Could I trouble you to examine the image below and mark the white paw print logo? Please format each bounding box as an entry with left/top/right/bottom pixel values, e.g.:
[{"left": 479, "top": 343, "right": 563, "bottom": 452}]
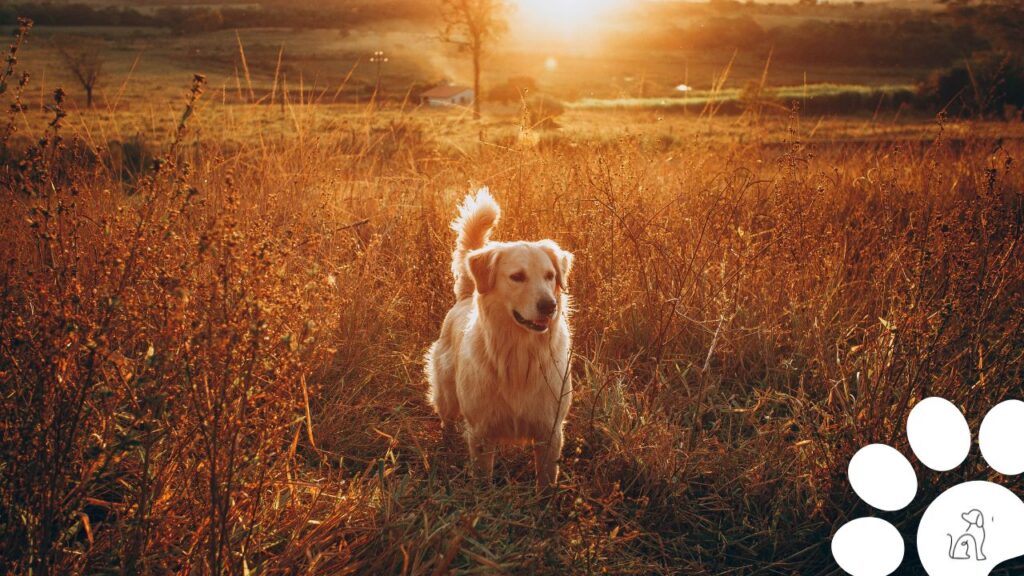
[{"left": 832, "top": 398, "right": 1024, "bottom": 576}]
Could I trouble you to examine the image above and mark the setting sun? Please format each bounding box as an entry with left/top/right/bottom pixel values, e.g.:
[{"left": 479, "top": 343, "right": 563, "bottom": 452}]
[{"left": 511, "top": 0, "right": 623, "bottom": 37}]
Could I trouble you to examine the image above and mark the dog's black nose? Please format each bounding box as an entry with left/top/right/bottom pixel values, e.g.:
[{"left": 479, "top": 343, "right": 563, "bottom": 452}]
[{"left": 537, "top": 297, "right": 557, "bottom": 317}]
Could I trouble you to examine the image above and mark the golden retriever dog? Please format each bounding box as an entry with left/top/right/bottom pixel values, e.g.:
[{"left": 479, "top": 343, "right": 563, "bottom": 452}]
[{"left": 426, "top": 188, "right": 574, "bottom": 489}]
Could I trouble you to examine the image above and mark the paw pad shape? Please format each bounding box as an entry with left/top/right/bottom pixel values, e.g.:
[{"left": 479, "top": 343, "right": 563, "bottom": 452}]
[{"left": 832, "top": 398, "right": 1024, "bottom": 576}]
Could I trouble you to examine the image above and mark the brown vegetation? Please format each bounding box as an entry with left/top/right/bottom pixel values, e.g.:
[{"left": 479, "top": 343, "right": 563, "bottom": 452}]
[{"left": 2, "top": 23, "right": 1024, "bottom": 576}]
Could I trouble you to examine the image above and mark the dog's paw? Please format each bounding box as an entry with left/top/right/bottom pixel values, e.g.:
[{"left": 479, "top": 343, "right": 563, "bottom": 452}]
[{"left": 831, "top": 398, "right": 1024, "bottom": 576}]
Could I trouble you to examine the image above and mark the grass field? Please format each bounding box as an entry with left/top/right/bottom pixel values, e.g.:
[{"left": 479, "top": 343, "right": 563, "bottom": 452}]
[{"left": 2, "top": 9, "right": 1024, "bottom": 576}]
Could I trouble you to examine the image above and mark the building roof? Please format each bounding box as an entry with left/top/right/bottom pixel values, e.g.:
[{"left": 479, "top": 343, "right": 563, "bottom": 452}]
[{"left": 421, "top": 85, "right": 473, "bottom": 99}]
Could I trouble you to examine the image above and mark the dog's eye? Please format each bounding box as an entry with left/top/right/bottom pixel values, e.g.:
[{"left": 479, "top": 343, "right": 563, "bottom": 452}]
[
  {"left": 545, "top": 272, "right": 555, "bottom": 281},
  {"left": 510, "top": 272, "right": 526, "bottom": 283}
]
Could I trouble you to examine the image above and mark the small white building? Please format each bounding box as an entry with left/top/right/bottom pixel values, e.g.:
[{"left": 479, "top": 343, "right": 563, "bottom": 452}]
[{"left": 421, "top": 85, "right": 474, "bottom": 107}]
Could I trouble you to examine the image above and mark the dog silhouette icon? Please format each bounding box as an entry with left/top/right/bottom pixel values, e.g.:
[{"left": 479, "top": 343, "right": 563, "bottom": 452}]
[{"left": 948, "top": 509, "right": 987, "bottom": 561}]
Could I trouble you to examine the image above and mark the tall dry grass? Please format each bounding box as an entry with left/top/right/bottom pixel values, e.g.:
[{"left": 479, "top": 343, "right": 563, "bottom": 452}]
[{"left": 2, "top": 26, "right": 1023, "bottom": 574}]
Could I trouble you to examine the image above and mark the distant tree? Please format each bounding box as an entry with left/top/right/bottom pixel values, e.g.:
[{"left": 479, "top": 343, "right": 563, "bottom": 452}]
[
  {"left": 943, "top": 0, "right": 1024, "bottom": 56},
  {"left": 440, "top": 0, "right": 508, "bottom": 119},
  {"left": 53, "top": 37, "right": 105, "bottom": 108}
]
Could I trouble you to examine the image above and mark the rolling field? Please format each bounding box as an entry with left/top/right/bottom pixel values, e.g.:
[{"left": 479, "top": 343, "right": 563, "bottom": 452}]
[
  {"left": 2, "top": 9, "right": 1024, "bottom": 576},
  {"left": 7, "top": 16, "right": 940, "bottom": 112}
]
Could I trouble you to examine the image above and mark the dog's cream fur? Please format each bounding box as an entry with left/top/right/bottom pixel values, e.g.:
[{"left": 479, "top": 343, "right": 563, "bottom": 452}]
[{"left": 426, "top": 188, "right": 574, "bottom": 489}]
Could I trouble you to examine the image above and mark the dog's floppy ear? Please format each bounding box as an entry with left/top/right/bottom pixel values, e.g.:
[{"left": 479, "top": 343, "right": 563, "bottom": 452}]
[
  {"left": 962, "top": 510, "right": 983, "bottom": 527},
  {"left": 537, "top": 240, "right": 574, "bottom": 290},
  {"left": 467, "top": 247, "right": 500, "bottom": 294}
]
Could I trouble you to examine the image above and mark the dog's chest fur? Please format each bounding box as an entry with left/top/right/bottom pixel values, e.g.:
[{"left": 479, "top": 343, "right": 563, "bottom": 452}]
[{"left": 458, "top": 321, "right": 571, "bottom": 443}]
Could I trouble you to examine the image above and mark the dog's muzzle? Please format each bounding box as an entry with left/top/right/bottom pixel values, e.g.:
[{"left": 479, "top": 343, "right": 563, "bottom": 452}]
[{"left": 513, "top": 310, "right": 550, "bottom": 332}]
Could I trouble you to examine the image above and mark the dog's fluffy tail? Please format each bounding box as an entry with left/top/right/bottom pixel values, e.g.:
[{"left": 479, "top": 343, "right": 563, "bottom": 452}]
[{"left": 451, "top": 187, "right": 500, "bottom": 300}]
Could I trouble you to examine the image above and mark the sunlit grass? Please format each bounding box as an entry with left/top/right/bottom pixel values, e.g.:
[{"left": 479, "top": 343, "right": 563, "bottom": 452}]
[
  {"left": 2, "top": 44, "right": 1023, "bottom": 576},
  {"left": 571, "top": 82, "right": 916, "bottom": 110}
]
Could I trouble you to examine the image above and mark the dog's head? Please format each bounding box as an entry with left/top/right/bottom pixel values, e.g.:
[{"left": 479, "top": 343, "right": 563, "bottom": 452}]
[
  {"left": 467, "top": 240, "right": 574, "bottom": 334},
  {"left": 962, "top": 509, "right": 984, "bottom": 528}
]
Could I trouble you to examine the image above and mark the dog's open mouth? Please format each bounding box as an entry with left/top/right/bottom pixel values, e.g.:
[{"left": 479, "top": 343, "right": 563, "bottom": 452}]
[{"left": 513, "top": 310, "right": 550, "bottom": 332}]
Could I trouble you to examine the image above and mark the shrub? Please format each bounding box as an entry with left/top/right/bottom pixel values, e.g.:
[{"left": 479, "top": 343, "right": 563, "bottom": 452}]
[
  {"left": 106, "top": 134, "right": 157, "bottom": 180},
  {"left": 918, "top": 51, "right": 1024, "bottom": 118},
  {"left": 489, "top": 76, "right": 539, "bottom": 103},
  {"left": 524, "top": 94, "right": 565, "bottom": 128}
]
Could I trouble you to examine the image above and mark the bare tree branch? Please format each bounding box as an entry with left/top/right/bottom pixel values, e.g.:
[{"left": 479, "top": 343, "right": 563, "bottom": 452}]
[
  {"left": 439, "top": 0, "right": 508, "bottom": 119},
  {"left": 53, "top": 36, "right": 105, "bottom": 108}
]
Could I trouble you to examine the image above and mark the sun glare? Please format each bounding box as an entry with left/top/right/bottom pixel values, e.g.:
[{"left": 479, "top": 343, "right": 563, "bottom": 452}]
[{"left": 512, "top": 0, "right": 622, "bottom": 38}]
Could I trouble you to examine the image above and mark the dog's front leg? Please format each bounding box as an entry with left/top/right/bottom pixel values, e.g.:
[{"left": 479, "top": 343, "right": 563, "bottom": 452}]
[
  {"left": 466, "top": 432, "right": 495, "bottom": 481},
  {"left": 534, "top": 428, "right": 564, "bottom": 490}
]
